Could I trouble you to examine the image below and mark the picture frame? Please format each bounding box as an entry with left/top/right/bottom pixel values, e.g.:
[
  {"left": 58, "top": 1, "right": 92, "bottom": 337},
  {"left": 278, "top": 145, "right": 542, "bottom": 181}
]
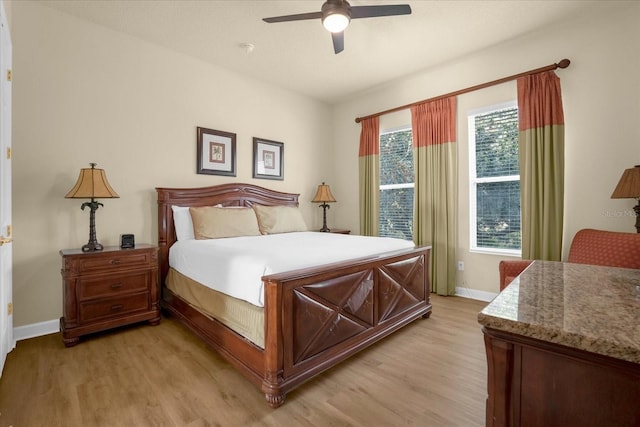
[
  {"left": 253, "top": 137, "right": 284, "bottom": 180},
  {"left": 197, "top": 127, "right": 237, "bottom": 176}
]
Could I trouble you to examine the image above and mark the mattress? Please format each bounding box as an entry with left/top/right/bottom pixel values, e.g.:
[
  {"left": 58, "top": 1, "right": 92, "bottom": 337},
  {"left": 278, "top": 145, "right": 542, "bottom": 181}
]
[{"left": 168, "top": 231, "right": 415, "bottom": 307}]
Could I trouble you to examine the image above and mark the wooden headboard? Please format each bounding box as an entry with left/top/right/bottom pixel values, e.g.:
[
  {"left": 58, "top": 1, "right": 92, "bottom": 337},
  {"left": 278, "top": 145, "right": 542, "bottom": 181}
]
[{"left": 155, "top": 183, "right": 299, "bottom": 286}]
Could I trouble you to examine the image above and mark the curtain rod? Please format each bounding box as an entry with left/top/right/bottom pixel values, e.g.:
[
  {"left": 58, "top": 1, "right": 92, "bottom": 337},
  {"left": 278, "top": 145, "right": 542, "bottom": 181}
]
[{"left": 354, "top": 58, "right": 571, "bottom": 123}]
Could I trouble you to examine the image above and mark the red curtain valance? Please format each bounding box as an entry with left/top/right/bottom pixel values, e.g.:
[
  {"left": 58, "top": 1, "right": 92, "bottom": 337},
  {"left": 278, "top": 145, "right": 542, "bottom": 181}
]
[{"left": 517, "top": 71, "right": 565, "bottom": 131}]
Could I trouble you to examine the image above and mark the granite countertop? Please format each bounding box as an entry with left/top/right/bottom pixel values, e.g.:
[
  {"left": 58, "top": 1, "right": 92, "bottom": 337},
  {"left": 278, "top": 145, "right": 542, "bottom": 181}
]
[{"left": 478, "top": 260, "right": 640, "bottom": 364}]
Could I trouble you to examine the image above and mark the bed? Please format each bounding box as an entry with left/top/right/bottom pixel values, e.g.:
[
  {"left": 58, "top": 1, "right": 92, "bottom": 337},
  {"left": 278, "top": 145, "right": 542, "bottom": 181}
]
[{"left": 156, "top": 183, "right": 432, "bottom": 407}]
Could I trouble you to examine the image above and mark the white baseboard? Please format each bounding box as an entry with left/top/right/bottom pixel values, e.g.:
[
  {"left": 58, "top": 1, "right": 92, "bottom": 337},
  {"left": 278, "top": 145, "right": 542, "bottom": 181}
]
[
  {"left": 454, "top": 286, "right": 498, "bottom": 302},
  {"left": 14, "top": 319, "right": 59, "bottom": 342}
]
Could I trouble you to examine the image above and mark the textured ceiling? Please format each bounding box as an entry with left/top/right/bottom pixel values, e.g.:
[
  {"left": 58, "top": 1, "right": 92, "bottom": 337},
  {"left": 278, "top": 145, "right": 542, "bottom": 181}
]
[{"left": 40, "top": 0, "right": 602, "bottom": 104}]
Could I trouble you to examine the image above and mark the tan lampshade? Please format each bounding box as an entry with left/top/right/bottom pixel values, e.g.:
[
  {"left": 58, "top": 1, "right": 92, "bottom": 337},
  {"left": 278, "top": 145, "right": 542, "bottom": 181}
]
[
  {"left": 611, "top": 165, "right": 640, "bottom": 199},
  {"left": 312, "top": 182, "right": 336, "bottom": 203},
  {"left": 65, "top": 163, "right": 119, "bottom": 199}
]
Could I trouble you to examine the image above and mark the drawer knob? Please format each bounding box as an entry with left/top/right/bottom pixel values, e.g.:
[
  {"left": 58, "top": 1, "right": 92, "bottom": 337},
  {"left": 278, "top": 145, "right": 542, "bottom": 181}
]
[
  {"left": 111, "top": 304, "right": 124, "bottom": 311},
  {"left": 110, "top": 259, "right": 121, "bottom": 265},
  {"left": 110, "top": 283, "right": 122, "bottom": 289}
]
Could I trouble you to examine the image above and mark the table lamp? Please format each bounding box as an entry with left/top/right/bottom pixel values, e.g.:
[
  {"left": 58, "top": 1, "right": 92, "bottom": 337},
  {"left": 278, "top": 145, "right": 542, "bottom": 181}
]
[
  {"left": 65, "top": 163, "right": 119, "bottom": 251},
  {"left": 312, "top": 182, "right": 336, "bottom": 232},
  {"left": 611, "top": 164, "right": 640, "bottom": 233}
]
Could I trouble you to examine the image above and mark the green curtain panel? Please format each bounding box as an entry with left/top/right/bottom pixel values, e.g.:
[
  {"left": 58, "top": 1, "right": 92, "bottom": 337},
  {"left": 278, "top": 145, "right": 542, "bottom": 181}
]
[
  {"left": 358, "top": 116, "right": 380, "bottom": 236},
  {"left": 411, "top": 97, "right": 457, "bottom": 296},
  {"left": 517, "top": 71, "right": 565, "bottom": 261}
]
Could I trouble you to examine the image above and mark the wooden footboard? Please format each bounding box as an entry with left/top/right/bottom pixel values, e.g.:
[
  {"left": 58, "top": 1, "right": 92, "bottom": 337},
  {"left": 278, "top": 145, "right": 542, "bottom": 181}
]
[
  {"left": 161, "top": 245, "right": 431, "bottom": 407},
  {"left": 261, "top": 246, "right": 431, "bottom": 407}
]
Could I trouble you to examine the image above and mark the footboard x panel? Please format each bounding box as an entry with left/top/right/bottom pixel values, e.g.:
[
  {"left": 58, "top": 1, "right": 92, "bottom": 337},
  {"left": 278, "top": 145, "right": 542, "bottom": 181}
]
[{"left": 261, "top": 247, "right": 431, "bottom": 407}]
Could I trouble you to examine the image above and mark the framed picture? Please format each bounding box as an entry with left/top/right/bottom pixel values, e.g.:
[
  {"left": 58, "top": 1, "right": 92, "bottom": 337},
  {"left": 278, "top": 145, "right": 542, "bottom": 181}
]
[
  {"left": 197, "top": 127, "right": 237, "bottom": 176},
  {"left": 253, "top": 137, "right": 284, "bottom": 180}
]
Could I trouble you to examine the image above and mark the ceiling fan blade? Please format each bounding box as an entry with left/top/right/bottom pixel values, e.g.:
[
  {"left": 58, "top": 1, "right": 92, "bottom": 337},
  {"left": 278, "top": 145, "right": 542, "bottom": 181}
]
[
  {"left": 331, "top": 32, "right": 344, "bottom": 54},
  {"left": 351, "top": 4, "right": 411, "bottom": 19},
  {"left": 263, "top": 12, "right": 322, "bottom": 23}
]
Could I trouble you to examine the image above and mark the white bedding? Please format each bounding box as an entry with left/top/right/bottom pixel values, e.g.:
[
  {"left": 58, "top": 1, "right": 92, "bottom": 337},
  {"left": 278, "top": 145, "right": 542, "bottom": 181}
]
[{"left": 169, "top": 231, "right": 415, "bottom": 307}]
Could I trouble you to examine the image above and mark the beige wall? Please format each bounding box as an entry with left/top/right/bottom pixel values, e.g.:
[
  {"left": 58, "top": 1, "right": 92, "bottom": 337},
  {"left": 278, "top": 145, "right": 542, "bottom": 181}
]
[
  {"left": 332, "top": 2, "right": 640, "bottom": 296},
  {"left": 11, "top": 2, "right": 333, "bottom": 326},
  {"left": 10, "top": 1, "right": 640, "bottom": 328}
]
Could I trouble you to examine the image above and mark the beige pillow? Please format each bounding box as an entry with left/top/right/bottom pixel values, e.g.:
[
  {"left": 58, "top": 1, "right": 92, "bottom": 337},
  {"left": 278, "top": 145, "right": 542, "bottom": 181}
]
[
  {"left": 252, "top": 205, "right": 308, "bottom": 234},
  {"left": 189, "top": 206, "right": 261, "bottom": 239}
]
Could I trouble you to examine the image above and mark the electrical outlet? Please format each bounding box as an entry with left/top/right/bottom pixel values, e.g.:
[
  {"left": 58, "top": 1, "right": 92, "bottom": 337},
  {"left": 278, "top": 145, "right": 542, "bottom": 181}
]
[{"left": 457, "top": 261, "right": 464, "bottom": 271}]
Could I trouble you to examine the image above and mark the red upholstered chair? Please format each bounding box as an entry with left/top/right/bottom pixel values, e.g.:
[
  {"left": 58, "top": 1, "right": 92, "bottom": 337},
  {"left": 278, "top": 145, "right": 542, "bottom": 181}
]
[{"left": 499, "top": 228, "right": 640, "bottom": 290}]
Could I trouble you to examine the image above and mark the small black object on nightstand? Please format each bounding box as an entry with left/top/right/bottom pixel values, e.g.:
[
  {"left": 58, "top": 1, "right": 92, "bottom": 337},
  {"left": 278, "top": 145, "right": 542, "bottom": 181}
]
[{"left": 120, "top": 234, "right": 135, "bottom": 249}]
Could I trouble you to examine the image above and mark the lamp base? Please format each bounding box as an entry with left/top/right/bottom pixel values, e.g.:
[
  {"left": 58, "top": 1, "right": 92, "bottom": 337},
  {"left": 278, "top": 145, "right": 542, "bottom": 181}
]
[
  {"left": 80, "top": 198, "right": 104, "bottom": 251},
  {"left": 319, "top": 203, "right": 331, "bottom": 233},
  {"left": 634, "top": 202, "right": 640, "bottom": 234},
  {"left": 82, "top": 241, "right": 103, "bottom": 252}
]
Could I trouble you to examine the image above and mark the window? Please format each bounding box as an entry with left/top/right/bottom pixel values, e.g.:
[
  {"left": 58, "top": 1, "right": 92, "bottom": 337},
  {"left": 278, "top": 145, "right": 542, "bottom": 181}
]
[
  {"left": 379, "top": 128, "right": 414, "bottom": 240},
  {"left": 469, "top": 102, "right": 521, "bottom": 254}
]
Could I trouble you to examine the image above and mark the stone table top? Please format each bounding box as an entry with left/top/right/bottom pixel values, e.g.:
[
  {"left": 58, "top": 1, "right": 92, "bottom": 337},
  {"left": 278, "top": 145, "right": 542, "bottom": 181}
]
[{"left": 478, "top": 260, "right": 640, "bottom": 364}]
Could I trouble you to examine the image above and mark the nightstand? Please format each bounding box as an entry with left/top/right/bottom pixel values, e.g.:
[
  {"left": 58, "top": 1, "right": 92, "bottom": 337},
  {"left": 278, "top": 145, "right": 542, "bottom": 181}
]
[
  {"left": 318, "top": 229, "right": 351, "bottom": 234},
  {"left": 60, "top": 244, "right": 160, "bottom": 347}
]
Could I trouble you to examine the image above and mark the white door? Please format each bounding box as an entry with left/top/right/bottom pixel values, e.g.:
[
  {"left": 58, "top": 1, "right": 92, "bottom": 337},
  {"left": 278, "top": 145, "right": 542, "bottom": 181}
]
[{"left": 0, "top": 0, "right": 13, "bottom": 375}]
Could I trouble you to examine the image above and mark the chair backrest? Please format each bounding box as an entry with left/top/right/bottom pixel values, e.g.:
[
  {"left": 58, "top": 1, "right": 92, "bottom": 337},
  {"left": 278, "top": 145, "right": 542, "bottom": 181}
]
[{"left": 567, "top": 228, "right": 640, "bottom": 269}]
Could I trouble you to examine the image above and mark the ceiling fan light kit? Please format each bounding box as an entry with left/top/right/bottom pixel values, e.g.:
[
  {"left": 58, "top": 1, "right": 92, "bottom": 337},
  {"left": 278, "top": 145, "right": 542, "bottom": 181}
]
[
  {"left": 263, "top": 0, "right": 411, "bottom": 54},
  {"left": 322, "top": 0, "right": 351, "bottom": 33},
  {"left": 323, "top": 14, "right": 350, "bottom": 33}
]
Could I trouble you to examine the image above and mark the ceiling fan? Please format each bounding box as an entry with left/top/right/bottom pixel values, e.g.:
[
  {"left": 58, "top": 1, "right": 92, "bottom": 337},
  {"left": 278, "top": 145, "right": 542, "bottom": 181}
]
[{"left": 262, "top": 0, "right": 412, "bottom": 54}]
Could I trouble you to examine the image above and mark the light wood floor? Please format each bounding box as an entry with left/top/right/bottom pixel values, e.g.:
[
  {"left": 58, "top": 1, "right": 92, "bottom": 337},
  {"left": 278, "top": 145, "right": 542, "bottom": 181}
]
[{"left": 0, "top": 295, "right": 488, "bottom": 427}]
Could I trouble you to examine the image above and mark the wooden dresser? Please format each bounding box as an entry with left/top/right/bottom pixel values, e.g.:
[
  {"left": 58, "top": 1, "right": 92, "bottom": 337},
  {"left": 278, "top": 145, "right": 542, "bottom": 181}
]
[
  {"left": 478, "top": 261, "right": 640, "bottom": 426},
  {"left": 60, "top": 244, "right": 160, "bottom": 347}
]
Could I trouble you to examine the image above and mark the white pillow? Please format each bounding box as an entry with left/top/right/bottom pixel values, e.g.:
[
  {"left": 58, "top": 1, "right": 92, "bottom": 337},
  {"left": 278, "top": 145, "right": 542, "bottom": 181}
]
[{"left": 171, "top": 205, "right": 195, "bottom": 241}]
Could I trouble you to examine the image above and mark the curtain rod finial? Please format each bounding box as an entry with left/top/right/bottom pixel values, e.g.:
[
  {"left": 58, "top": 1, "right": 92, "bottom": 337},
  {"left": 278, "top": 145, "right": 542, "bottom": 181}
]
[{"left": 557, "top": 59, "right": 571, "bottom": 69}]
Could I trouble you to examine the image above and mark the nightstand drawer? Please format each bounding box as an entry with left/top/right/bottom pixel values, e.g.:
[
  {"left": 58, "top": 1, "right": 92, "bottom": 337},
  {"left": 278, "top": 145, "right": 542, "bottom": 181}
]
[
  {"left": 77, "top": 251, "right": 152, "bottom": 273},
  {"left": 78, "top": 271, "right": 151, "bottom": 300},
  {"left": 79, "top": 292, "right": 150, "bottom": 323}
]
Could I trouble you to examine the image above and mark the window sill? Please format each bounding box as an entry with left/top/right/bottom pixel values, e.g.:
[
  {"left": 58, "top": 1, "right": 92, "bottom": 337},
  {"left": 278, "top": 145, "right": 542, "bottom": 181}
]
[{"left": 469, "top": 248, "right": 522, "bottom": 258}]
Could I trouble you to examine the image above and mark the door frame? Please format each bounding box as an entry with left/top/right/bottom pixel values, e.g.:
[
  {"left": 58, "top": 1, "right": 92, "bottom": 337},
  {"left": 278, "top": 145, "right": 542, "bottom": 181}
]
[{"left": 0, "top": 0, "right": 14, "bottom": 375}]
